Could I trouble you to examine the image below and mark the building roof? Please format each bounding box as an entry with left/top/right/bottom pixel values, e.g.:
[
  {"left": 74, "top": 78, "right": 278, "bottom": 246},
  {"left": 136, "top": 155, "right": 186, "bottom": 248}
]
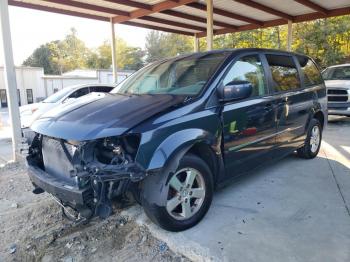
[{"left": 8, "top": 0, "right": 350, "bottom": 37}]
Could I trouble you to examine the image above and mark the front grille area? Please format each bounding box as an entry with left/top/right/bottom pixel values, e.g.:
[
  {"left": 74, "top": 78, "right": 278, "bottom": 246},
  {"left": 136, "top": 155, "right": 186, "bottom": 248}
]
[
  {"left": 328, "top": 96, "right": 348, "bottom": 102},
  {"left": 327, "top": 88, "right": 349, "bottom": 103},
  {"left": 42, "top": 136, "right": 77, "bottom": 185},
  {"left": 328, "top": 89, "right": 347, "bottom": 95}
]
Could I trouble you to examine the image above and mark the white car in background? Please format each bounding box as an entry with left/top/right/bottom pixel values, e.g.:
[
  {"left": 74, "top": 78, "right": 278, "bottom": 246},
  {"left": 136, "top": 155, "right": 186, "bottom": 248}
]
[
  {"left": 20, "top": 84, "right": 115, "bottom": 129},
  {"left": 322, "top": 64, "right": 350, "bottom": 116}
]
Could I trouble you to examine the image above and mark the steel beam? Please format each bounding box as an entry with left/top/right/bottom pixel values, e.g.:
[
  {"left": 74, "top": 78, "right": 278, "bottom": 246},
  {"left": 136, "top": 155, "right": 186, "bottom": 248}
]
[
  {"left": 110, "top": 18, "right": 118, "bottom": 83},
  {"left": 206, "top": 0, "right": 213, "bottom": 51},
  {"left": 0, "top": 0, "right": 22, "bottom": 161}
]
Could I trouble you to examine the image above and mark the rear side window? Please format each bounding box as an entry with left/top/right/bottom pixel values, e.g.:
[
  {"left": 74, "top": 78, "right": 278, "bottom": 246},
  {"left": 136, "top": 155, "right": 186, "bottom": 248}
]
[
  {"left": 222, "top": 55, "right": 267, "bottom": 97},
  {"left": 266, "top": 54, "right": 300, "bottom": 92},
  {"left": 69, "top": 87, "right": 89, "bottom": 98},
  {"left": 90, "top": 86, "right": 113, "bottom": 93},
  {"left": 299, "top": 58, "right": 323, "bottom": 87}
]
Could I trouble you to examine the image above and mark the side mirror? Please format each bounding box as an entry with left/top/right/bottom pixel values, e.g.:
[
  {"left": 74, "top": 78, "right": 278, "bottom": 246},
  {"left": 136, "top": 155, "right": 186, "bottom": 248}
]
[{"left": 218, "top": 80, "right": 253, "bottom": 102}]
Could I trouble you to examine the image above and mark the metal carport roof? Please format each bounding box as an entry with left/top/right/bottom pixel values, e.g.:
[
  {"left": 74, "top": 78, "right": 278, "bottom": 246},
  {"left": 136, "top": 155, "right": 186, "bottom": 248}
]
[{"left": 7, "top": 0, "right": 350, "bottom": 37}]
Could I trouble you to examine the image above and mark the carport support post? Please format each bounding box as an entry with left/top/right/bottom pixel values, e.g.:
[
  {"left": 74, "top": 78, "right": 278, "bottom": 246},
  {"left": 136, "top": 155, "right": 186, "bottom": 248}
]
[
  {"left": 110, "top": 18, "right": 118, "bottom": 83},
  {"left": 287, "top": 20, "right": 293, "bottom": 51},
  {"left": 194, "top": 34, "right": 199, "bottom": 52},
  {"left": 0, "top": 0, "right": 22, "bottom": 161},
  {"left": 206, "top": 0, "right": 213, "bottom": 51}
]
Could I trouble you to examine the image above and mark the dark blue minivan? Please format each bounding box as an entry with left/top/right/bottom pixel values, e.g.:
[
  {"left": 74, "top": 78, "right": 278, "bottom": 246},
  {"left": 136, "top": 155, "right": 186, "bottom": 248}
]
[{"left": 26, "top": 49, "right": 327, "bottom": 231}]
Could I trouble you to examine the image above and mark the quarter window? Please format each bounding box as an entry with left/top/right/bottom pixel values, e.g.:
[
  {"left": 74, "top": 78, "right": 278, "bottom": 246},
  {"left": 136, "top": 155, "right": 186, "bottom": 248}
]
[
  {"left": 266, "top": 54, "right": 300, "bottom": 92},
  {"left": 299, "top": 58, "right": 322, "bottom": 87},
  {"left": 223, "top": 55, "right": 267, "bottom": 97}
]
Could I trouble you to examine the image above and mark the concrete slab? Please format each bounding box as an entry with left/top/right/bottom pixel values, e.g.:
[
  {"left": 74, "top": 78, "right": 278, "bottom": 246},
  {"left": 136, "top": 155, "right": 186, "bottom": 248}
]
[
  {"left": 0, "top": 108, "right": 9, "bottom": 127},
  {"left": 125, "top": 116, "right": 350, "bottom": 262},
  {"left": 0, "top": 139, "right": 12, "bottom": 165}
]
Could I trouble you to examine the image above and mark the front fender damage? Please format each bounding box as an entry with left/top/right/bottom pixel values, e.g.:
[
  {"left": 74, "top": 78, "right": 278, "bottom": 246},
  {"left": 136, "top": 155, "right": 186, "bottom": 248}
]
[{"left": 140, "top": 143, "right": 193, "bottom": 213}]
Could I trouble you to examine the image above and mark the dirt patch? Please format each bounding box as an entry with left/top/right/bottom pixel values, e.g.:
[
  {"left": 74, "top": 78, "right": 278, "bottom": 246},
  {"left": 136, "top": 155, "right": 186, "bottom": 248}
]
[{"left": 0, "top": 162, "right": 189, "bottom": 262}]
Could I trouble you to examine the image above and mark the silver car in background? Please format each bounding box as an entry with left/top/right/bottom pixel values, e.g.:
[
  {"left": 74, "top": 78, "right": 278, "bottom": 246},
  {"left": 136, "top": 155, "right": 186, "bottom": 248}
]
[{"left": 322, "top": 64, "right": 350, "bottom": 116}]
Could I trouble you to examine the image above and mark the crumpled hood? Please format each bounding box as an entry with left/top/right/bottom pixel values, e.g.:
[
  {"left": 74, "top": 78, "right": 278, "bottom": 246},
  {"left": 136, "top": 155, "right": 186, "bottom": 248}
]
[
  {"left": 31, "top": 92, "right": 185, "bottom": 141},
  {"left": 324, "top": 80, "right": 350, "bottom": 89}
]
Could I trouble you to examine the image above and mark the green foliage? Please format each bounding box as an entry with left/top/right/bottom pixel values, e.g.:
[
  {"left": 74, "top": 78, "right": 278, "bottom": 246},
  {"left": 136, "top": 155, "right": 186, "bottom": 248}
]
[
  {"left": 23, "top": 28, "right": 145, "bottom": 74},
  {"left": 145, "top": 31, "right": 193, "bottom": 62},
  {"left": 146, "top": 16, "right": 350, "bottom": 67},
  {"left": 87, "top": 38, "right": 145, "bottom": 71},
  {"left": 292, "top": 16, "right": 350, "bottom": 67},
  {"left": 23, "top": 43, "right": 60, "bottom": 74}
]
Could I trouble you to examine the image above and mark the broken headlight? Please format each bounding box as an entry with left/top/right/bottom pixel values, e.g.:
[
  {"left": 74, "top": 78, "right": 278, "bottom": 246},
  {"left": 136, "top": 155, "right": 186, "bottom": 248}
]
[{"left": 94, "top": 134, "right": 141, "bottom": 166}]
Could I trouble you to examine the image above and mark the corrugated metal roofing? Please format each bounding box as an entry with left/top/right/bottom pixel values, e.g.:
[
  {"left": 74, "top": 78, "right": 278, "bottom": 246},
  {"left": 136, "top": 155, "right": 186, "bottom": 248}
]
[{"left": 8, "top": 0, "right": 350, "bottom": 36}]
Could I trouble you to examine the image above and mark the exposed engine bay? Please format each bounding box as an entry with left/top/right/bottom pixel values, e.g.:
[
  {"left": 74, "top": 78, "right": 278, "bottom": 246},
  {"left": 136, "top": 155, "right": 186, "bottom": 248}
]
[{"left": 27, "top": 133, "right": 145, "bottom": 223}]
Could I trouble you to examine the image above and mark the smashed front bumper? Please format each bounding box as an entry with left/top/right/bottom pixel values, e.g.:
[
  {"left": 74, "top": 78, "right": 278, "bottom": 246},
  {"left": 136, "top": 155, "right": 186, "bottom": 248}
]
[
  {"left": 26, "top": 134, "right": 147, "bottom": 220},
  {"left": 27, "top": 163, "right": 91, "bottom": 206}
]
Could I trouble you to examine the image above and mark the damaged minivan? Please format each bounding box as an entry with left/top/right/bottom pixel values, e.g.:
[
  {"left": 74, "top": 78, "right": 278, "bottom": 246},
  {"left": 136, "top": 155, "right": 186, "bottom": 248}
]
[{"left": 27, "top": 49, "right": 326, "bottom": 231}]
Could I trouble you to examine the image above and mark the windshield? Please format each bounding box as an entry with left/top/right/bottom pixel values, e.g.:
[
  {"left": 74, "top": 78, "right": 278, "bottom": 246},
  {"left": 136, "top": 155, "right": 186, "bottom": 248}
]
[
  {"left": 43, "top": 88, "right": 73, "bottom": 103},
  {"left": 112, "top": 53, "right": 228, "bottom": 96},
  {"left": 322, "top": 66, "right": 350, "bottom": 80}
]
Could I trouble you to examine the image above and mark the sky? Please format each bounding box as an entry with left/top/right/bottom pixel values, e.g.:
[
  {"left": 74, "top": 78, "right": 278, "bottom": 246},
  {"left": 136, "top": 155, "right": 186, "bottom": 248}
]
[{"left": 0, "top": 6, "right": 150, "bottom": 66}]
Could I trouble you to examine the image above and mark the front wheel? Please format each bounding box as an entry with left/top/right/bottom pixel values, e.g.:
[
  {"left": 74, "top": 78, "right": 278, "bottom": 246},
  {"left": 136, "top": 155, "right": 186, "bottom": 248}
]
[
  {"left": 297, "top": 118, "right": 322, "bottom": 159},
  {"left": 141, "top": 154, "right": 214, "bottom": 232}
]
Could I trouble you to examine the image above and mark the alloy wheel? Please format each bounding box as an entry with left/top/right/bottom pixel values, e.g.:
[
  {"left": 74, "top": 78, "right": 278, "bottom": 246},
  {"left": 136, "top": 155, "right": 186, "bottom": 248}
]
[
  {"left": 310, "top": 125, "right": 320, "bottom": 153},
  {"left": 166, "top": 168, "right": 206, "bottom": 220}
]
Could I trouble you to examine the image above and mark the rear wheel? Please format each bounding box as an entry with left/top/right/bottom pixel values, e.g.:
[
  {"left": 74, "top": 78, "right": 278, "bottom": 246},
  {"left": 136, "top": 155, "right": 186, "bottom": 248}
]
[
  {"left": 297, "top": 118, "right": 322, "bottom": 159},
  {"left": 141, "top": 154, "right": 214, "bottom": 232}
]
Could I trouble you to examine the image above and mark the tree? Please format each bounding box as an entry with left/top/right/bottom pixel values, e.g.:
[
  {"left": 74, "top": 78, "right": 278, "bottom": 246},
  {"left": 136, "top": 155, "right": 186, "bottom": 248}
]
[
  {"left": 23, "top": 28, "right": 90, "bottom": 74},
  {"left": 87, "top": 38, "right": 145, "bottom": 70},
  {"left": 86, "top": 40, "right": 112, "bottom": 69},
  {"left": 50, "top": 28, "right": 90, "bottom": 73},
  {"left": 22, "top": 43, "right": 60, "bottom": 74},
  {"left": 145, "top": 31, "right": 193, "bottom": 63}
]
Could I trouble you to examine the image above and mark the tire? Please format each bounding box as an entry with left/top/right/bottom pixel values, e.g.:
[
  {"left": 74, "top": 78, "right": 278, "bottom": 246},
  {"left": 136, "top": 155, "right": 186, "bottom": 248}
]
[
  {"left": 297, "top": 118, "right": 322, "bottom": 159},
  {"left": 141, "top": 154, "right": 214, "bottom": 232}
]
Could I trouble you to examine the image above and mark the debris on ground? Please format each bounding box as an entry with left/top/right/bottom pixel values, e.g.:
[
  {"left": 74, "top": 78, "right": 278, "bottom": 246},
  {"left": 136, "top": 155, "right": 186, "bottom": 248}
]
[
  {"left": 0, "top": 162, "right": 190, "bottom": 262},
  {"left": 9, "top": 244, "right": 16, "bottom": 254},
  {"left": 159, "top": 242, "right": 168, "bottom": 253}
]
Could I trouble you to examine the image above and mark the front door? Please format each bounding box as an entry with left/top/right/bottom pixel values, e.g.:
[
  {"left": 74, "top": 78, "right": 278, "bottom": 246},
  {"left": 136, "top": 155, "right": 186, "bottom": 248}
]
[
  {"left": 0, "top": 90, "right": 7, "bottom": 108},
  {"left": 221, "top": 54, "right": 277, "bottom": 177}
]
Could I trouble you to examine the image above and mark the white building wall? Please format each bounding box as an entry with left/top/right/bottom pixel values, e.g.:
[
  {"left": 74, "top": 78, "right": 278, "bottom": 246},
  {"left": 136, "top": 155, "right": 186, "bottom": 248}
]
[{"left": 0, "top": 66, "right": 44, "bottom": 108}]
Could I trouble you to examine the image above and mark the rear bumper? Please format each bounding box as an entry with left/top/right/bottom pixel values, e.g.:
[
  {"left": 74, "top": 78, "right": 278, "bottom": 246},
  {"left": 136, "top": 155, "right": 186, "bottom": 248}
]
[{"left": 27, "top": 162, "right": 92, "bottom": 207}]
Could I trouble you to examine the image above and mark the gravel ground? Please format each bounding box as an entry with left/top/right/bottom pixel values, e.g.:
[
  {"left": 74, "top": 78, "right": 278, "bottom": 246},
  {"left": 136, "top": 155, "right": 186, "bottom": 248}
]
[{"left": 0, "top": 162, "right": 189, "bottom": 262}]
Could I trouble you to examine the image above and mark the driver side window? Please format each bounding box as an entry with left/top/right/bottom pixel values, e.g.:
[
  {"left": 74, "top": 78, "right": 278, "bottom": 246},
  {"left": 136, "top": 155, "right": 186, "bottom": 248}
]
[{"left": 223, "top": 55, "right": 267, "bottom": 97}]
